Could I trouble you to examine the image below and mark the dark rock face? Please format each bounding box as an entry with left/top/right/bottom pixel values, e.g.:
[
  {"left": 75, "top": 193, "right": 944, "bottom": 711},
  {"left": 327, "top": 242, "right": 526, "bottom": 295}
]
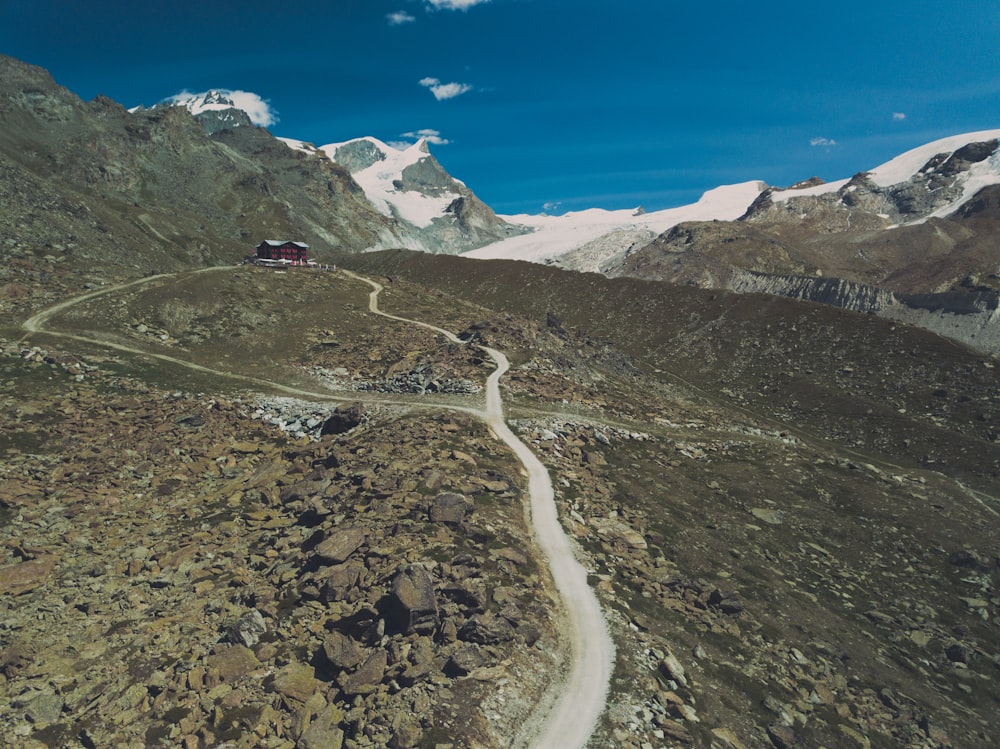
[
  {"left": 331, "top": 139, "right": 387, "bottom": 172},
  {"left": 387, "top": 564, "right": 439, "bottom": 634}
]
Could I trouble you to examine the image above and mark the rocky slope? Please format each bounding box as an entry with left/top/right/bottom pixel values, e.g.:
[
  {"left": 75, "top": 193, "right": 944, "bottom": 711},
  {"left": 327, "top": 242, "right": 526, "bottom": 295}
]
[
  {"left": 4, "top": 248, "right": 999, "bottom": 748},
  {"left": 606, "top": 145, "right": 1000, "bottom": 352},
  {"left": 314, "top": 137, "right": 528, "bottom": 255},
  {"left": 0, "top": 55, "right": 403, "bottom": 293}
]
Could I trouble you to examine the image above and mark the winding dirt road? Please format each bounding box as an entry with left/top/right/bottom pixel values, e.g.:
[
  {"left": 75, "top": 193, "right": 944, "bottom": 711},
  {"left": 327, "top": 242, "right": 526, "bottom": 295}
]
[
  {"left": 344, "top": 270, "right": 614, "bottom": 749},
  {"left": 23, "top": 268, "right": 615, "bottom": 748}
]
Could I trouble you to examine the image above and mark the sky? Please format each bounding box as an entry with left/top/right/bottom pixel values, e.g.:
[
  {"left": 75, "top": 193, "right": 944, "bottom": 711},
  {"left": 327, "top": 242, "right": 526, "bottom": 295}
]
[{"left": 3, "top": 0, "right": 1000, "bottom": 215}]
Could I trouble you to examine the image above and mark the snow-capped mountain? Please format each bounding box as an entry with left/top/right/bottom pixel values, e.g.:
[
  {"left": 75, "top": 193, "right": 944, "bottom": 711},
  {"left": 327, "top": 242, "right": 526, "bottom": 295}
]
[
  {"left": 463, "top": 181, "right": 766, "bottom": 272},
  {"left": 467, "top": 130, "right": 1000, "bottom": 272},
  {"left": 280, "top": 135, "right": 528, "bottom": 254},
  {"left": 600, "top": 130, "right": 1000, "bottom": 354},
  {"left": 131, "top": 90, "right": 259, "bottom": 135}
]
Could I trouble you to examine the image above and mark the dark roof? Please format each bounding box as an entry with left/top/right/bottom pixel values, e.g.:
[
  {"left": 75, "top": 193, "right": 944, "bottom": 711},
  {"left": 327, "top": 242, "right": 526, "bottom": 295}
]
[{"left": 259, "top": 240, "right": 309, "bottom": 248}]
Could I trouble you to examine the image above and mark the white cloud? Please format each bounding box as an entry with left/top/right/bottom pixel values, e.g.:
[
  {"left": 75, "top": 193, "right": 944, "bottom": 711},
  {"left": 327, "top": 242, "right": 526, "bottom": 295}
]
[
  {"left": 543, "top": 201, "right": 562, "bottom": 214},
  {"left": 419, "top": 77, "right": 473, "bottom": 101},
  {"left": 810, "top": 137, "right": 837, "bottom": 147},
  {"left": 425, "top": 0, "right": 491, "bottom": 9},
  {"left": 226, "top": 91, "right": 278, "bottom": 126},
  {"left": 401, "top": 128, "right": 451, "bottom": 145},
  {"left": 387, "top": 11, "right": 415, "bottom": 25},
  {"left": 893, "top": 112, "right": 907, "bottom": 121}
]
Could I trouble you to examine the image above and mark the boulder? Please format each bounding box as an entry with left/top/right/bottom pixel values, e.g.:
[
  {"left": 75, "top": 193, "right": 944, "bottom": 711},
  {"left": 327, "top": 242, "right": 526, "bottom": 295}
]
[
  {"left": 458, "top": 612, "right": 515, "bottom": 644},
  {"left": 0, "top": 555, "right": 56, "bottom": 595},
  {"left": 339, "top": 649, "right": 387, "bottom": 697},
  {"left": 318, "top": 562, "right": 366, "bottom": 603},
  {"left": 429, "top": 492, "right": 470, "bottom": 525},
  {"left": 314, "top": 527, "right": 366, "bottom": 565},
  {"left": 321, "top": 402, "right": 365, "bottom": 435},
  {"left": 272, "top": 661, "right": 319, "bottom": 703},
  {"left": 445, "top": 644, "right": 486, "bottom": 677},
  {"left": 388, "top": 564, "right": 439, "bottom": 634},
  {"left": 318, "top": 631, "right": 366, "bottom": 671},
  {"left": 206, "top": 645, "right": 260, "bottom": 684},
  {"left": 225, "top": 609, "right": 267, "bottom": 647}
]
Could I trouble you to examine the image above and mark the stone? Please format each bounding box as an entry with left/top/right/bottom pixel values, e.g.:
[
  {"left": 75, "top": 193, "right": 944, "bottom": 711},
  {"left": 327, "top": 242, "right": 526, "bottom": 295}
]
[
  {"left": 273, "top": 662, "right": 319, "bottom": 703},
  {"left": 458, "top": 612, "right": 515, "bottom": 644},
  {"left": 314, "top": 527, "right": 366, "bottom": 565},
  {"left": 318, "top": 631, "right": 366, "bottom": 671},
  {"left": 226, "top": 609, "right": 267, "bottom": 647},
  {"left": 708, "top": 589, "right": 745, "bottom": 615},
  {"left": 388, "top": 564, "right": 439, "bottom": 634},
  {"left": 0, "top": 555, "right": 56, "bottom": 595},
  {"left": 279, "top": 479, "right": 330, "bottom": 505},
  {"left": 206, "top": 645, "right": 260, "bottom": 684},
  {"left": 766, "top": 723, "right": 797, "bottom": 749},
  {"left": 388, "top": 719, "right": 423, "bottom": 749},
  {"left": 837, "top": 724, "right": 871, "bottom": 748},
  {"left": 429, "top": 492, "right": 470, "bottom": 525},
  {"left": 16, "top": 690, "right": 64, "bottom": 725},
  {"left": 751, "top": 508, "right": 783, "bottom": 525},
  {"left": 658, "top": 652, "right": 688, "bottom": 687},
  {"left": 339, "top": 649, "right": 387, "bottom": 697},
  {"left": 298, "top": 705, "right": 345, "bottom": 749},
  {"left": 445, "top": 644, "right": 486, "bottom": 677},
  {"left": 318, "top": 562, "right": 365, "bottom": 602},
  {"left": 658, "top": 719, "right": 693, "bottom": 743},
  {"left": 492, "top": 547, "right": 528, "bottom": 567},
  {"left": 711, "top": 727, "right": 747, "bottom": 749},
  {"left": 945, "top": 642, "right": 971, "bottom": 663},
  {"left": 320, "top": 402, "right": 365, "bottom": 435}
]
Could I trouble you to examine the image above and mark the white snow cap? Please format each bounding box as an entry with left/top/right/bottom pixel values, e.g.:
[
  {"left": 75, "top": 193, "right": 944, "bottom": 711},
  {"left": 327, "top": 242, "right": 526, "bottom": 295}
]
[
  {"left": 162, "top": 89, "right": 278, "bottom": 127},
  {"left": 464, "top": 181, "right": 767, "bottom": 263},
  {"left": 317, "top": 137, "right": 460, "bottom": 228},
  {"left": 772, "top": 129, "right": 1000, "bottom": 204}
]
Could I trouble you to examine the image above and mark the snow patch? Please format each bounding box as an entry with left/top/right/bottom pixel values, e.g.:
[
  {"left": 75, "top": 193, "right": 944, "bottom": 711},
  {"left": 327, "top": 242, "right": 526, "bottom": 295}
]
[
  {"left": 320, "top": 137, "right": 458, "bottom": 229},
  {"left": 465, "top": 181, "right": 766, "bottom": 263}
]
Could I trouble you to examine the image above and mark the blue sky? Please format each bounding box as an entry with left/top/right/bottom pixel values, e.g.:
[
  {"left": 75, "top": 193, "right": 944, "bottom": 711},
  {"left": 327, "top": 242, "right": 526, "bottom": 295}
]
[{"left": 4, "top": 0, "right": 1000, "bottom": 214}]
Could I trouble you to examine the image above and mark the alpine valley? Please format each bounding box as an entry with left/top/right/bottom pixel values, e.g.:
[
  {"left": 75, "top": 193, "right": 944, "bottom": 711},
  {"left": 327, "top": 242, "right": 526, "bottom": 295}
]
[{"left": 2, "top": 54, "right": 999, "bottom": 749}]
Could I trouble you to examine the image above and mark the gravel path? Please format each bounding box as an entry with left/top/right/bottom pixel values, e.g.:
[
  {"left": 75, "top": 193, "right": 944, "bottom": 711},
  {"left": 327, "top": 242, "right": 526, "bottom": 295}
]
[
  {"left": 23, "top": 266, "right": 616, "bottom": 748},
  {"left": 344, "top": 269, "right": 614, "bottom": 749}
]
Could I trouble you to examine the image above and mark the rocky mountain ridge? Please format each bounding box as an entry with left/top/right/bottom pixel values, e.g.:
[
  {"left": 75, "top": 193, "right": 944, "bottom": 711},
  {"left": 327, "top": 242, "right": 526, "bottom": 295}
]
[
  {"left": 0, "top": 54, "right": 519, "bottom": 300},
  {"left": 601, "top": 138, "right": 1000, "bottom": 353}
]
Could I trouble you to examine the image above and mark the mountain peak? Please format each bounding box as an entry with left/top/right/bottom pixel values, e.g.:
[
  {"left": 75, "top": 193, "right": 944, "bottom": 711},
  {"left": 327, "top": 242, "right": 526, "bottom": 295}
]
[{"left": 132, "top": 88, "right": 277, "bottom": 129}]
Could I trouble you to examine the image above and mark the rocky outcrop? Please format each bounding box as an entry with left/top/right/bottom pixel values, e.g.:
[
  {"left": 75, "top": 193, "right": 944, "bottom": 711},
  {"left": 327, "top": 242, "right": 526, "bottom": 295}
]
[{"left": 727, "top": 270, "right": 897, "bottom": 313}]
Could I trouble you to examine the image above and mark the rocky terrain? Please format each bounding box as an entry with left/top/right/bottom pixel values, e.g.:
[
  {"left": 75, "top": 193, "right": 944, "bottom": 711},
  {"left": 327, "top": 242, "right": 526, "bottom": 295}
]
[
  {"left": 2, "top": 54, "right": 1000, "bottom": 749},
  {"left": 605, "top": 157, "right": 1000, "bottom": 353},
  {"left": 0, "top": 335, "right": 560, "bottom": 749},
  {"left": 0, "top": 54, "right": 521, "bottom": 296}
]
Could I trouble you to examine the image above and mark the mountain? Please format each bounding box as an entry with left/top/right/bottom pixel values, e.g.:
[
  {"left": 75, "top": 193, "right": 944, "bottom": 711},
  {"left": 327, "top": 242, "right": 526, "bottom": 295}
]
[
  {"left": 0, "top": 54, "right": 407, "bottom": 302},
  {"left": 602, "top": 132, "right": 1000, "bottom": 352},
  {"left": 283, "top": 135, "right": 529, "bottom": 254},
  {"left": 4, "top": 55, "right": 1000, "bottom": 749},
  {"left": 132, "top": 89, "right": 262, "bottom": 135},
  {"left": 138, "top": 88, "right": 526, "bottom": 255},
  {"left": 464, "top": 181, "right": 767, "bottom": 271},
  {"left": 466, "top": 130, "right": 1000, "bottom": 352},
  {"left": 0, "top": 56, "right": 517, "bottom": 312}
]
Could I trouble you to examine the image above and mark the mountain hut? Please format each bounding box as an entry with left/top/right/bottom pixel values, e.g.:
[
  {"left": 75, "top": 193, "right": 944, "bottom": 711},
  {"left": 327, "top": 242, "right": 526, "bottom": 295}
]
[{"left": 255, "top": 240, "right": 309, "bottom": 263}]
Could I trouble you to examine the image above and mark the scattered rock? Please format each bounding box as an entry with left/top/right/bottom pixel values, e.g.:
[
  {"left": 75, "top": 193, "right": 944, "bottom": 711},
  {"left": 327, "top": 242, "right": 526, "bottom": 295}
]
[{"left": 388, "top": 564, "right": 439, "bottom": 634}]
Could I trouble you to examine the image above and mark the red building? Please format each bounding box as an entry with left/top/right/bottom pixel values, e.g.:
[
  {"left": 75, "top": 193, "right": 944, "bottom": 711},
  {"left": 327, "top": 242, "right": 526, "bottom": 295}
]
[{"left": 255, "top": 240, "right": 309, "bottom": 263}]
